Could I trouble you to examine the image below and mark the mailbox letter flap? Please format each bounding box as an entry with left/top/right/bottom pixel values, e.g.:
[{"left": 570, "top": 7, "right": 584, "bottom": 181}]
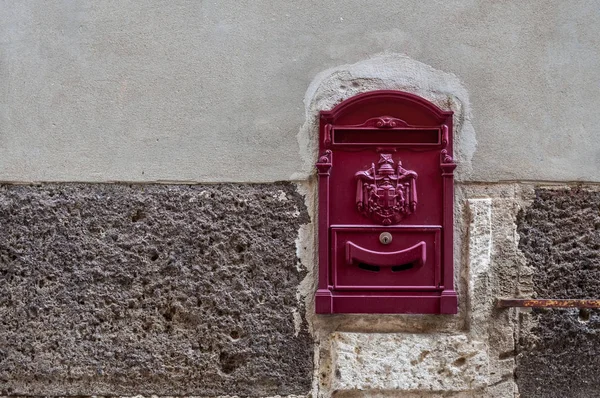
[{"left": 345, "top": 240, "right": 426, "bottom": 268}]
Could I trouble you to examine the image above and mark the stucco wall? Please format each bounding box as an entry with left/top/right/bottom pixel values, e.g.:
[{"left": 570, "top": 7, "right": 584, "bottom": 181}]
[{"left": 2, "top": 0, "right": 600, "bottom": 183}]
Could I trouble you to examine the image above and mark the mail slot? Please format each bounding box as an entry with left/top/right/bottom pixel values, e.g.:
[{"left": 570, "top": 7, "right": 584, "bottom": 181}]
[{"left": 315, "top": 90, "right": 457, "bottom": 314}]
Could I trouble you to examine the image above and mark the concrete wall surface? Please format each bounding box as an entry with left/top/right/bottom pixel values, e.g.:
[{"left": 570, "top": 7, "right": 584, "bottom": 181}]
[{"left": 2, "top": 0, "right": 600, "bottom": 183}]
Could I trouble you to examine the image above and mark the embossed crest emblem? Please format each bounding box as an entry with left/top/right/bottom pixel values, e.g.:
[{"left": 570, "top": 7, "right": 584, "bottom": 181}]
[{"left": 355, "top": 154, "right": 418, "bottom": 225}]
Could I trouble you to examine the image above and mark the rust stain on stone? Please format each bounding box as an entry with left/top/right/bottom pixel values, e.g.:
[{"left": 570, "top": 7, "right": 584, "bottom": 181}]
[{"left": 497, "top": 299, "right": 600, "bottom": 308}]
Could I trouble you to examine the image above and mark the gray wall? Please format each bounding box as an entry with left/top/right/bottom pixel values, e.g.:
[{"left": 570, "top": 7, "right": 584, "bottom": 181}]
[{"left": 2, "top": 0, "right": 600, "bottom": 183}]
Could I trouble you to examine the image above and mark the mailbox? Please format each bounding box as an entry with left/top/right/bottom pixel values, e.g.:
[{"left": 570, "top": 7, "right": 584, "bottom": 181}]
[{"left": 315, "top": 90, "right": 457, "bottom": 314}]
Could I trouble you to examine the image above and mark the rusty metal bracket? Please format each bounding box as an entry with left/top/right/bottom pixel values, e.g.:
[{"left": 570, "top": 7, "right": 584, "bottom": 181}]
[{"left": 497, "top": 299, "right": 600, "bottom": 309}]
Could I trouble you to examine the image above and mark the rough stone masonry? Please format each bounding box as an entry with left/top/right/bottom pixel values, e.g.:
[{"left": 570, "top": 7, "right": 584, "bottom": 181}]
[
  {"left": 516, "top": 188, "right": 600, "bottom": 398},
  {"left": 0, "top": 183, "right": 313, "bottom": 396}
]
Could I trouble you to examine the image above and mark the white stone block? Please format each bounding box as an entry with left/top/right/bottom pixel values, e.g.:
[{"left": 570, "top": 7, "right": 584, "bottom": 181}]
[
  {"left": 330, "top": 332, "right": 488, "bottom": 393},
  {"left": 467, "top": 198, "right": 493, "bottom": 340}
]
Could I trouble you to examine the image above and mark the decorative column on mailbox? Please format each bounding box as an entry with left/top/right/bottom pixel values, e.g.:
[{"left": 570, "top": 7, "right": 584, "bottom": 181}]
[{"left": 315, "top": 90, "right": 457, "bottom": 314}]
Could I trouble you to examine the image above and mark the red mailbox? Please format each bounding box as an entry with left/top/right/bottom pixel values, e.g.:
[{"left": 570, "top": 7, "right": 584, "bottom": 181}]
[{"left": 315, "top": 90, "right": 457, "bottom": 314}]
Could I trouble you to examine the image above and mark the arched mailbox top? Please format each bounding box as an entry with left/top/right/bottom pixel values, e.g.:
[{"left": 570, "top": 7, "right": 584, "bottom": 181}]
[
  {"left": 320, "top": 90, "right": 454, "bottom": 149},
  {"left": 320, "top": 90, "right": 453, "bottom": 127}
]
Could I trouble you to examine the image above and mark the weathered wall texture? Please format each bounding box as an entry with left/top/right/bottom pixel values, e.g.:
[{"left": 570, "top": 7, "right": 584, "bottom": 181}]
[
  {"left": 0, "top": 184, "right": 599, "bottom": 398},
  {"left": 1, "top": 1, "right": 600, "bottom": 183},
  {"left": 0, "top": 184, "right": 312, "bottom": 396},
  {"left": 2, "top": 2, "right": 600, "bottom": 397},
  {"left": 516, "top": 188, "right": 600, "bottom": 398},
  {"left": 0, "top": 180, "right": 561, "bottom": 398}
]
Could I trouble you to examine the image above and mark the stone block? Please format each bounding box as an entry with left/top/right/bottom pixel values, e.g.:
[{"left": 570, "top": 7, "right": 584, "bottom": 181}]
[
  {"left": 330, "top": 332, "right": 488, "bottom": 393},
  {"left": 466, "top": 199, "right": 492, "bottom": 340},
  {"left": 516, "top": 188, "right": 600, "bottom": 398},
  {"left": 0, "top": 183, "right": 313, "bottom": 396}
]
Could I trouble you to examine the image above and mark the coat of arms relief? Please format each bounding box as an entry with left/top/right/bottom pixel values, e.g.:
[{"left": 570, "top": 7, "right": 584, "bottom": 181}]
[{"left": 355, "top": 153, "right": 418, "bottom": 225}]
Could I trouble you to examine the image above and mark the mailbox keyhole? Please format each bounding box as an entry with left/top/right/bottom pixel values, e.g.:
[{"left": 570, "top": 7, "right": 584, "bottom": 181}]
[
  {"left": 379, "top": 232, "right": 393, "bottom": 245},
  {"left": 358, "top": 263, "right": 381, "bottom": 272}
]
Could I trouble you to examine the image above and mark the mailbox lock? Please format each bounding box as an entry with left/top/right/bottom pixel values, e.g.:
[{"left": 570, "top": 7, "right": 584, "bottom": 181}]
[{"left": 379, "top": 232, "right": 393, "bottom": 245}]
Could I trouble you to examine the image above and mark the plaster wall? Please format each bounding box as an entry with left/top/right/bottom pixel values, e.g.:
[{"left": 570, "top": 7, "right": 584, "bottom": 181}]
[{"left": 2, "top": 0, "right": 600, "bottom": 183}]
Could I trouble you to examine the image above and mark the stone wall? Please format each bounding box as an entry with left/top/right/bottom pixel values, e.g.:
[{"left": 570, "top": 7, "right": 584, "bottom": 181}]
[
  {"left": 2, "top": 2, "right": 600, "bottom": 397},
  {"left": 1, "top": 183, "right": 599, "bottom": 397},
  {"left": 0, "top": 184, "right": 312, "bottom": 396},
  {"left": 516, "top": 188, "right": 600, "bottom": 398}
]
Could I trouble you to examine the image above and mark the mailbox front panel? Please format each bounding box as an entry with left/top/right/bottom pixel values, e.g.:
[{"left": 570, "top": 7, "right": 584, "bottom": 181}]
[
  {"left": 331, "top": 226, "right": 441, "bottom": 290},
  {"left": 315, "top": 90, "right": 457, "bottom": 314}
]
